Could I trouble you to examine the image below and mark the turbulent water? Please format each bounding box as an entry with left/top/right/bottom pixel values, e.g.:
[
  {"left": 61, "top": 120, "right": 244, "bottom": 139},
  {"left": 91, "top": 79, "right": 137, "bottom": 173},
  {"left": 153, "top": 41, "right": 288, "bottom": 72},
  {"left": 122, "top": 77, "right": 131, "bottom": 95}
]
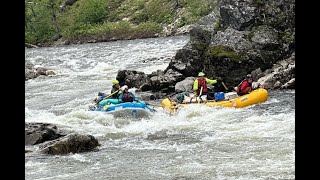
[{"left": 25, "top": 35, "right": 295, "bottom": 180}]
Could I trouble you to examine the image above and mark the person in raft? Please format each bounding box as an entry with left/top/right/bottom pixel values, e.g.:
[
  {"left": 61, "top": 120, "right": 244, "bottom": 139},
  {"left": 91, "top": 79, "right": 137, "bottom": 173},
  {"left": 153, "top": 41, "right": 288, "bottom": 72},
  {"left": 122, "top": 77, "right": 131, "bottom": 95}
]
[
  {"left": 193, "top": 72, "right": 221, "bottom": 100},
  {"left": 118, "top": 85, "right": 136, "bottom": 103},
  {"left": 234, "top": 74, "right": 263, "bottom": 95},
  {"left": 94, "top": 79, "right": 122, "bottom": 104}
]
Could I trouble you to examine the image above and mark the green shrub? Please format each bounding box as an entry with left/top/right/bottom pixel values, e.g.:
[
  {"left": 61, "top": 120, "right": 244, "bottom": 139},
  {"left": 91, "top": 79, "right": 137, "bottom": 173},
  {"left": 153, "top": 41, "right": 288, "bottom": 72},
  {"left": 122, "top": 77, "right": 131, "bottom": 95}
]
[
  {"left": 76, "top": 0, "right": 107, "bottom": 24},
  {"left": 25, "top": 0, "right": 57, "bottom": 44}
]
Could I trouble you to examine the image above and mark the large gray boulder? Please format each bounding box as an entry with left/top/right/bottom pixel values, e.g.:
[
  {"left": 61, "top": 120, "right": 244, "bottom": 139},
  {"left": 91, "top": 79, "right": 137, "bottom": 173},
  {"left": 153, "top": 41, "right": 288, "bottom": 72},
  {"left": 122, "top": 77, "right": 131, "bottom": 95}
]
[
  {"left": 211, "top": 27, "right": 253, "bottom": 52},
  {"left": 25, "top": 122, "right": 66, "bottom": 145},
  {"left": 175, "top": 77, "right": 195, "bottom": 92},
  {"left": 116, "top": 70, "right": 151, "bottom": 90},
  {"left": 220, "top": 0, "right": 256, "bottom": 30},
  {"left": 40, "top": 133, "right": 100, "bottom": 155},
  {"left": 251, "top": 25, "right": 280, "bottom": 50}
]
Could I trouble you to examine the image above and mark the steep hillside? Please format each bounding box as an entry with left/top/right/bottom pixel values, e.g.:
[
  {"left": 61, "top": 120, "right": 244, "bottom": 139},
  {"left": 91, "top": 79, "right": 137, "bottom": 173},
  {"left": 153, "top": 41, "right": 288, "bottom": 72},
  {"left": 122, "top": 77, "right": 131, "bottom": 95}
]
[{"left": 25, "top": 0, "right": 218, "bottom": 46}]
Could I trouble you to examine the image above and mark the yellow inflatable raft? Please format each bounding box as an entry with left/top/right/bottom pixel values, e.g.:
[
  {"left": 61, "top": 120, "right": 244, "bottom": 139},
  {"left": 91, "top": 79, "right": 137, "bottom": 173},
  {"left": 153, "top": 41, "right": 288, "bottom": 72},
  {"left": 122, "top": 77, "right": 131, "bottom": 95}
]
[{"left": 161, "top": 88, "right": 268, "bottom": 112}]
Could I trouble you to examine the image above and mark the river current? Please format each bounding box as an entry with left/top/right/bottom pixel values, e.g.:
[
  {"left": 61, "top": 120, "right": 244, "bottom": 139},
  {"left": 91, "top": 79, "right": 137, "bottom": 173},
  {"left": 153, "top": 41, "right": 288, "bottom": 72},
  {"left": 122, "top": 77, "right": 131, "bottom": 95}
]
[{"left": 25, "top": 35, "right": 295, "bottom": 180}]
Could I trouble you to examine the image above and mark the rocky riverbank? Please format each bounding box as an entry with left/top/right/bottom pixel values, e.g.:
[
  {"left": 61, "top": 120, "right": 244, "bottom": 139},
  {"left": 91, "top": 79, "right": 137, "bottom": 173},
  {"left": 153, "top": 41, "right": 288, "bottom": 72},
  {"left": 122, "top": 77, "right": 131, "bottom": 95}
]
[{"left": 115, "top": 0, "right": 295, "bottom": 99}]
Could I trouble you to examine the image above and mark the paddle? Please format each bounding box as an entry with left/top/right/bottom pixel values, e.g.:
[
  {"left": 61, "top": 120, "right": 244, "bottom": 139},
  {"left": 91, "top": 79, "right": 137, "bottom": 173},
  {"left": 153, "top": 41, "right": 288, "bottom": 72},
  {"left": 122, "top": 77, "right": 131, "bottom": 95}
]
[
  {"left": 103, "top": 89, "right": 120, "bottom": 100},
  {"left": 135, "top": 99, "right": 158, "bottom": 112},
  {"left": 221, "top": 82, "right": 228, "bottom": 92},
  {"left": 198, "top": 86, "right": 203, "bottom": 104},
  {"left": 145, "top": 102, "right": 162, "bottom": 107}
]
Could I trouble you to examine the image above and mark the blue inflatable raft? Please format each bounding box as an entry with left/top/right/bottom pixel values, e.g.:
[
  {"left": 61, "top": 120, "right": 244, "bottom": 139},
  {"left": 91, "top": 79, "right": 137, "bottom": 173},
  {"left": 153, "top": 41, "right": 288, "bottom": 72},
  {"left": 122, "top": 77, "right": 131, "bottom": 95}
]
[{"left": 90, "top": 101, "right": 155, "bottom": 118}]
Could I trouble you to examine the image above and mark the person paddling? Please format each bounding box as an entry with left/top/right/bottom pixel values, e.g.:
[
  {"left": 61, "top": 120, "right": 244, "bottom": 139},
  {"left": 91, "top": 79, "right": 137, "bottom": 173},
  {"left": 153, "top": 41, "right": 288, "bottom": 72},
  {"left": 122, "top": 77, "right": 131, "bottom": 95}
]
[
  {"left": 234, "top": 74, "right": 263, "bottom": 95},
  {"left": 94, "top": 79, "right": 122, "bottom": 104},
  {"left": 193, "top": 72, "right": 221, "bottom": 100}
]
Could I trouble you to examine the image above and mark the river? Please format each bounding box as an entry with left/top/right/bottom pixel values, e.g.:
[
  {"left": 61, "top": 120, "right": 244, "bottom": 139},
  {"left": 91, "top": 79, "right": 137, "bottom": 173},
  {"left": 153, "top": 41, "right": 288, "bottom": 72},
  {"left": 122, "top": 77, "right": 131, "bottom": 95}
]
[{"left": 25, "top": 35, "right": 295, "bottom": 180}]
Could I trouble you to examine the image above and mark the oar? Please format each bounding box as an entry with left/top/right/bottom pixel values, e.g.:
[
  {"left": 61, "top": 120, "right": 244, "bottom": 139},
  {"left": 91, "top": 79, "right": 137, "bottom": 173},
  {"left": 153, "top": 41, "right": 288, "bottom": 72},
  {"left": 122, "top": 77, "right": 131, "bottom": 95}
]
[
  {"left": 221, "top": 82, "right": 228, "bottom": 92},
  {"left": 103, "top": 89, "right": 120, "bottom": 100},
  {"left": 145, "top": 102, "right": 162, "bottom": 107},
  {"left": 198, "top": 86, "right": 203, "bottom": 104},
  {"left": 135, "top": 99, "right": 159, "bottom": 112}
]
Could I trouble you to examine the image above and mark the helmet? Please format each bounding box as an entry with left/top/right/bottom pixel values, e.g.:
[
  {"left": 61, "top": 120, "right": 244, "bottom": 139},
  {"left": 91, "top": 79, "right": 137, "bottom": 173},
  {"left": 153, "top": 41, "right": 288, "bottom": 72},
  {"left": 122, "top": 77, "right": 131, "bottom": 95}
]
[
  {"left": 198, "top": 72, "right": 205, "bottom": 77},
  {"left": 246, "top": 74, "right": 252, "bottom": 79},
  {"left": 112, "top": 80, "right": 119, "bottom": 85},
  {"left": 121, "top": 85, "right": 128, "bottom": 91}
]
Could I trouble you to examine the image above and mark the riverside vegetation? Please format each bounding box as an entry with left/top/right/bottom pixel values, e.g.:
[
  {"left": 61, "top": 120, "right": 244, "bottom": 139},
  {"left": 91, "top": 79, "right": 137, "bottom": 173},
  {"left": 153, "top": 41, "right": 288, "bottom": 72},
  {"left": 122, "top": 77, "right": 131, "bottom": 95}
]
[{"left": 25, "top": 0, "right": 218, "bottom": 46}]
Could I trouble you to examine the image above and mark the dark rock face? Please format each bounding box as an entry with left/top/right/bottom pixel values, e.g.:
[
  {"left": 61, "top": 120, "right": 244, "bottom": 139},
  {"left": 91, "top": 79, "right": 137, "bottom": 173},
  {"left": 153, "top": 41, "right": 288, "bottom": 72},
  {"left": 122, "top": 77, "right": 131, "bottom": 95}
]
[
  {"left": 25, "top": 123, "right": 66, "bottom": 145},
  {"left": 116, "top": 0, "right": 295, "bottom": 98},
  {"left": 211, "top": 28, "right": 253, "bottom": 51},
  {"left": 251, "top": 25, "right": 280, "bottom": 50},
  {"left": 168, "top": 42, "right": 203, "bottom": 77},
  {"left": 220, "top": 0, "right": 256, "bottom": 31},
  {"left": 40, "top": 133, "right": 100, "bottom": 155},
  {"left": 116, "top": 70, "right": 151, "bottom": 90}
]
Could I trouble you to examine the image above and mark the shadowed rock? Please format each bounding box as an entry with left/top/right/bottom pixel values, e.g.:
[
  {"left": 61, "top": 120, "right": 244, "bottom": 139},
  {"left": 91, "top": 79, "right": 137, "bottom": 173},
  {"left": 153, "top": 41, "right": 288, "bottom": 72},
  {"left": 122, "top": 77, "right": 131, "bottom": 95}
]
[
  {"left": 25, "top": 122, "right": 66, "bottom": 145},
  {"left": 40, "top": 133, "right": 100, "bottom": 155}
]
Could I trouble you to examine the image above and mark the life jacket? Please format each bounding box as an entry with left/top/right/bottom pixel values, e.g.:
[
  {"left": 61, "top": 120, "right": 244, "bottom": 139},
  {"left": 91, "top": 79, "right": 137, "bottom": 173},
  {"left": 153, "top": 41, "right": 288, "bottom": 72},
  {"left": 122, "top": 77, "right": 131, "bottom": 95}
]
[
  {"left": 237, "top": 79, "right": 252, "bottom": 95},
  {"left": 122, "top": 92, "right": 134, "bottom": 102},
  {"left": 111, "top": 86, "right": 121, "bottom": 99},
  {"left": 196, "top": 77, "right": 207, "bottom": 95}
]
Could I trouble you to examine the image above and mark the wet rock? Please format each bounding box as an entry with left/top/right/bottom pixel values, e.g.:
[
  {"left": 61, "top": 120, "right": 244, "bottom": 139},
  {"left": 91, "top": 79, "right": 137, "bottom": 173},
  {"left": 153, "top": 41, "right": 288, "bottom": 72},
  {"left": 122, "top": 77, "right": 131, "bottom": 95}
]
[
  {"left": 175, "top": 77, "right": 195, "bottom": 93},
  {"left": 147, "top": 130, "right": 168, "bottom": 140},
  {"left": 46, "top": 70, "right": 56, "bottom": 76},
  {"left": 116, "top": 70, "right": 151, "bottom": 90},
  {"left": 40, "top": 133, "right": 100, "bottom": 155},
  {"left": 25, "top": 122, "right": 66, "bottom": 145},
  {"left": 25, "top": 150, "right": 33, "bottom": 153},
  {"left": 35, "top": 66, "right": 48, "bottom": 75},
  {"left": 25, "top": 60, "right": 56, "bottom": 80}
]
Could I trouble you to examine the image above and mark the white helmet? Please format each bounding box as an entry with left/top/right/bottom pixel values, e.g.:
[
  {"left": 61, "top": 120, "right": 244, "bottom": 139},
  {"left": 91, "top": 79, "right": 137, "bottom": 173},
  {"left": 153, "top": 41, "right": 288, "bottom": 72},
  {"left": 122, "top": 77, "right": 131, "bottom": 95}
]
[{"left": 121, "top": 85, "right": 128, "bottom": 91}]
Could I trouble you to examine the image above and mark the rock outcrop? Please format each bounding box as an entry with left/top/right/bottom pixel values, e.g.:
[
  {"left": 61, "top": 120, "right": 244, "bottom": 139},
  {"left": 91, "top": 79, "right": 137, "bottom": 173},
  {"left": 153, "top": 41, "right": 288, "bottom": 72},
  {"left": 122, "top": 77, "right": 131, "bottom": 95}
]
[
  {"left": 25, "top": 122, "right": 66, "bottom": 145},
  {"left": 25, "top": 60, "right": 56, "bottom": 80},
  {"left": 25, "top": 122, "right": 100, "bottom": 155},
  {"left": 115, "top": 0, "right": 295, "bottom": 98},
  {"left": 40, "top": 133, "right": 100, "bottom": 155}
]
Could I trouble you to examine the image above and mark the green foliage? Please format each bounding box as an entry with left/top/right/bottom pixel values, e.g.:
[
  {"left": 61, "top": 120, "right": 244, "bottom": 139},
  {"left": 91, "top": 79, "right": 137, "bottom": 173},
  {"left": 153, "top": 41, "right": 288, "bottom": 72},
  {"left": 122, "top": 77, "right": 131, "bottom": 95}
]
[
  {"left": 183, "top": 0, "right": 217, "bottom": 23},
  {"left": 76, "top": 0, "right": 107, "bottom": 24},
  {"left": 133, "top": 22, "right": 162, "bottom": 36},
  {"left": 113, "top": 0, "right": 147, "bottom": 22},
  {"left": 25, "top": 0, "right": 58, "bottom": 44},
  {"left": 62, "top": 21, "right": 162, "bottom": 41},
  {"left": 25, "top": 0, "right": 219, "bottom": 45},
  {"left": 206, "top": 45, "right": 243, "bottom": 62}
]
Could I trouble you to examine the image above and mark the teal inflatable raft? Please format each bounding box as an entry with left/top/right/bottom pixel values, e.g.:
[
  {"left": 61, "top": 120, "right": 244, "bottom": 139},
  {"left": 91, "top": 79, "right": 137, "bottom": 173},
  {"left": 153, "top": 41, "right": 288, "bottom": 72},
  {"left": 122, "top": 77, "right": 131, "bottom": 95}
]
[{"left": 90, "top": 101, "right": 155, "bottom": 118}]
